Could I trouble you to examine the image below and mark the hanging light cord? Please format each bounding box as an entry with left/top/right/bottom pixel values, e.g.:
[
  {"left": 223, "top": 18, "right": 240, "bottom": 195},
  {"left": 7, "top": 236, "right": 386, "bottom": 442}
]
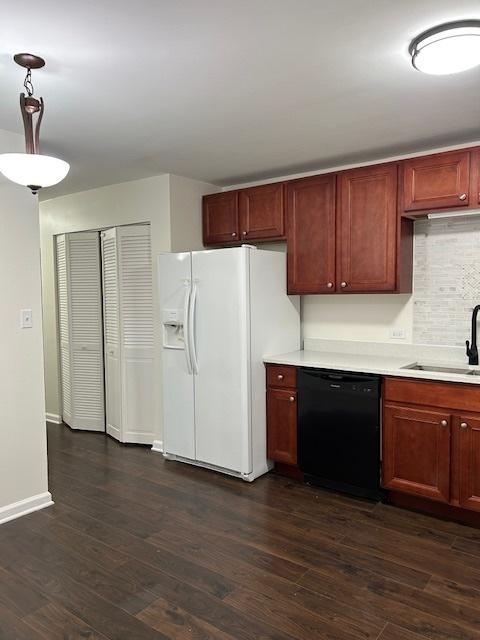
[{"left": 24, "top": 68, "right": 34, "bottom": 97}]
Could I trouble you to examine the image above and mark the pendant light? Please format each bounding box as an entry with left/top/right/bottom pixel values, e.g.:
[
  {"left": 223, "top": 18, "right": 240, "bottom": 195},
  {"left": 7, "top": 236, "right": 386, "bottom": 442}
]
[
  {"left": 0, "top": 53, "right": 69, "bottom": 194},
  {"left": 409, "top": 20, "right": 480, "bottom": 75}
]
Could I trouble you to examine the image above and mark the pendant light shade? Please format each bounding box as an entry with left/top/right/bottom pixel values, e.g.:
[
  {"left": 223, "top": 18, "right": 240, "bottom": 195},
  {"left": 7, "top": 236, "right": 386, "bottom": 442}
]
[
  {"left": 410, "top": 20, "right": 480, "bottom": 75},
  {"left": 0, "top": 53, "right": 69, "bottom": 194},
  {"left": 0, "top": 153, "right": 70, "bottom": 193}
]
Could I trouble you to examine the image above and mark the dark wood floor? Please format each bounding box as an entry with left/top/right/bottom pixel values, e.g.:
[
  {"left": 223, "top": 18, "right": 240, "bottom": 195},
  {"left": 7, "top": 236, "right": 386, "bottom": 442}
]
[{"left": 2, "top": 427, "right": 480, "bottom": 639}]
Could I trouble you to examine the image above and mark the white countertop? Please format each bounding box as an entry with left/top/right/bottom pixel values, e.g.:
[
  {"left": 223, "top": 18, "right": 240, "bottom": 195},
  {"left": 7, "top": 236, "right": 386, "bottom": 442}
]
[{"left": 264, "top": 349, "right": 480, "bottom": 385}]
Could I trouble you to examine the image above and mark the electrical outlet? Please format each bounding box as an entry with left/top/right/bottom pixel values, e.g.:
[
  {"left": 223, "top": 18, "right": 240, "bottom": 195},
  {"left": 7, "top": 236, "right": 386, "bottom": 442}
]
[
  {"left": 20, "top": 309, "right": 33, "bottom": 329},
  {"left": 389, "top": 327, "right": 406, "bottom": 340}
]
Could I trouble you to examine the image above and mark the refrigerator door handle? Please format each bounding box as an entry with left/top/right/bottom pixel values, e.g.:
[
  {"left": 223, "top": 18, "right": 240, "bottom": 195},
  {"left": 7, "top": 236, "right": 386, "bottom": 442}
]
[
  {"left": 183, "top": 280, "right": 193, "bottom": 375},
  {"left": 189, "top": 280, "right": 199, "bottom": 374}
]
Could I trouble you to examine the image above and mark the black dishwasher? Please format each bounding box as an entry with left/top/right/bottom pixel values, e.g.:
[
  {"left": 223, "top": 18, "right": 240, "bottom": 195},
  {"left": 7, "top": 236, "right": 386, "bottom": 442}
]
[{"left": 298, "top": 368, "right": 382, "bottom": 500}]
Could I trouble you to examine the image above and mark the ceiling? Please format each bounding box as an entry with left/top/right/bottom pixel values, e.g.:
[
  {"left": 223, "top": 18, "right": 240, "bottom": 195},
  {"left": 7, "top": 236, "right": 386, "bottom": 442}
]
[{"left": 1, "top": 0, "right": 479, "bottom": 200}]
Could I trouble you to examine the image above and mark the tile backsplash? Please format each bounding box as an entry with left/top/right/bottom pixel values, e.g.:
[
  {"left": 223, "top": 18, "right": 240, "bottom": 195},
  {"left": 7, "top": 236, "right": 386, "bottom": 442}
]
[{"left": 413, "top": 216, "right": 480, "bottom": 347}]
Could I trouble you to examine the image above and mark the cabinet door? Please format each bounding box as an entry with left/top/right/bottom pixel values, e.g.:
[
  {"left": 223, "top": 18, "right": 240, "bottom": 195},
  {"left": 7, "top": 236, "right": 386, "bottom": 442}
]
[
  {"left": 403, "top": 150, "right": 470, "bottom": 212},
  {"left": 203, "top": 192, "right": 239, "bottom": 245},
  {"left": 383, "top": 404, "right": 451, "bottom": 503},
  {"left": 286, "top": 174, "right": 336, "bottom": 294},
  {"left": 472, "top": 149, "right": 480, "bottom": 206},
  {"left": 238, "top": 183, "right": 285, "bottom": 241},
  {"left": 267, "top": 389, "right": 297, "bottom": 465},
  {"left": 337, "top": 163, "right": 397, "bottom": 292},
  {"left": 458, "top": 415, "right": 480, "bottom": 512}
]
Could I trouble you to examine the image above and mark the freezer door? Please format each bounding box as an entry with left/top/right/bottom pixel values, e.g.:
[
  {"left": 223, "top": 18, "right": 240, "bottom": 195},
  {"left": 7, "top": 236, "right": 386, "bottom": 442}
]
[
  {"left": 158, "top": 252, "right": 195, "bottom": 459},
  {"left": 192, "top": 248, "right": 252, "bottom": 474}
]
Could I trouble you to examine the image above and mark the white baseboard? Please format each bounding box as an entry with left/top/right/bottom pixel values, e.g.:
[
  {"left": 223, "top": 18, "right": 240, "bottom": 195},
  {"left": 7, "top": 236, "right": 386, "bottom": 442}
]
[
  {"left": 151, "top": 440, "right": 163, "bottom": 453},
  {"left": 0, "top": 492, "right": 54, "bottom": 526},
  {"left": 46, "top": 412, "right": 62, "bottom": 424}
]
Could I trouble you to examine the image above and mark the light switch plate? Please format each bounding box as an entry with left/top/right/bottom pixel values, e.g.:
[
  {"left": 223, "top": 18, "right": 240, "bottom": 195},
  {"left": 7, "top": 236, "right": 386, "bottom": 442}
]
[
  {"left": 20, "top": 309, "right": 33, "bottom": 328},
  {"left": 389, "top": 327, "right": 406, "bottom": 340}
]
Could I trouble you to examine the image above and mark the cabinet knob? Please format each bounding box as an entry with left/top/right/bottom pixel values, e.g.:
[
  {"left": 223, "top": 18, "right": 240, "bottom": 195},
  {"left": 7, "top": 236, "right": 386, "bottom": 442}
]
[
  {"left": 327, "top": 282, "right": 334, "bottom": 288},
  {"left": 460, "top": 422, "right": 468, "bottom": 429},
  {"left": 289, "top": 396, "right": 295, "bottom": 402},
  {"left": 242, "top": 231, "right": 247, "bottom": 236},
  {"left": 341, "top": 281, "right": 348, "bottom": 288},
  {"left": 459, "top": 193, "right": 467, "bottom": 201},
  {"left": 231, "top": 232, "right": 237, "bottom": 237},
  {"left": 440, "top": 419, "right": 448, "bottom": 427},
  {"left": 277, "top": 374, "right": 284, "bottom": 380}
]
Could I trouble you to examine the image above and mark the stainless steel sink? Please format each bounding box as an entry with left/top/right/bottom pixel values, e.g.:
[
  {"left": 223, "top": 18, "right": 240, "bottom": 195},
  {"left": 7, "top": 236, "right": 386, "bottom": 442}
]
[{"left": 401, "top": 363, "right": 472, "bottom": 375}]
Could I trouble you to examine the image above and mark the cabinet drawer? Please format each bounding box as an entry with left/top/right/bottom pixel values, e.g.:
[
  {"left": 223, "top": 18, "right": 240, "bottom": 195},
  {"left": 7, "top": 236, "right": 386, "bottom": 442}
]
[
  {"left": 384, "top": 377, "right": 480, "bottom": 413},
  {"left": 267, "top": 365, "right": 297, "bottom": 389}
]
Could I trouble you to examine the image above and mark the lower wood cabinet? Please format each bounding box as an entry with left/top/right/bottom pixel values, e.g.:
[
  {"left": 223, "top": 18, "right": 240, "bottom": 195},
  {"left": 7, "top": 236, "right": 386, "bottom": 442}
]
[
  {"left": 383, "top": 404, "right": 451, "bottom": 503},
  {"left": 267, "top": 388, "right": 297, "bottom": 465},
  {"left": 383, "top": 378, "right": 480, "bottom": 514},
  {"left": 458, "top": 414, "right": 480, "bottom": 511},
  {"left": 266, "top": 364, "right": 297, "bottom": 466}
]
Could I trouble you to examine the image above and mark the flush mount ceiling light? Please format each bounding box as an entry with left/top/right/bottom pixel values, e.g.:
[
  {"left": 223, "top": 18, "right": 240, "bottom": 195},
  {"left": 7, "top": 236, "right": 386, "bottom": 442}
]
[
  {"left": 0, "top": 53, "right": 69, "bottom": 194},
  {"left": 409, "top": 20, "right": 480, "bottom": 75}
]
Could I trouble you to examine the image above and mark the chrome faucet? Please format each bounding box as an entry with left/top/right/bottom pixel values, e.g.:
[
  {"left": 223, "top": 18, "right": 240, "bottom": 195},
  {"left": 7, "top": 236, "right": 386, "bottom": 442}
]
[{"left": 466, "top": 305, "right": 480, "bottom": 366}]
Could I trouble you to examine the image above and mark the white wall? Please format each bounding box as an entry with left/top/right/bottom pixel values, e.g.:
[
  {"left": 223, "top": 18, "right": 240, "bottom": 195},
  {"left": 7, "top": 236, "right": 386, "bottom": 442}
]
[
  {"left": 40, "top": 173, "right": 217, "bottom": 444},
  {"left": 170, "top": 174, "right": 217, "bottom": 252},
  {"left": 302, "top": 294, "right": 414, "bottom": 344},
  {"left": 0, "top": 129, "right": 50, "bottom": 522}
]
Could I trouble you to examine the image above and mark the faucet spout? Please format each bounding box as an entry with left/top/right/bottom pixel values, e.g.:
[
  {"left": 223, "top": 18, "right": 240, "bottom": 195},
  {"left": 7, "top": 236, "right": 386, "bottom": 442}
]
[{"left": 466, "top": 305, "right": 480, "bottom": 366}]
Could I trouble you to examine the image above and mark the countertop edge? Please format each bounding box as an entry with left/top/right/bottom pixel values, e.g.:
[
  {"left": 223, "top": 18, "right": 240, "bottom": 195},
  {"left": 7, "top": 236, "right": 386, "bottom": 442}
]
[{"left": 263, "top": 352, "right": 480, "bottom": 386}]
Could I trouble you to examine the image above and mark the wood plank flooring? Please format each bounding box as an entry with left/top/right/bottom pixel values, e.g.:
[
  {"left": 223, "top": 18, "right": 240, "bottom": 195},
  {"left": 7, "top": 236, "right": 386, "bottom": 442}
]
[{"left": 2, "top": 425, "right": 480, "bottom": 638}]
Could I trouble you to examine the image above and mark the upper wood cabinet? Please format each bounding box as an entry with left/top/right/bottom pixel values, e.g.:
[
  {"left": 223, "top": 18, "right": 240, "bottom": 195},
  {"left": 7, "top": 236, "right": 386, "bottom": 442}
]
[
  {"left": 238, "top": 183, "right": 285, "bottom": 241},
  {"left": 383, "top": 403, "right": 451, "bottom": 504},
  {"left": 472, "top": 149, "right": 480, "bottom": 206},
  {"left": 286, "top": 175, "right": 336, "bottom": 294},
  {"left": 402, "top": 150, "right": 471, "bottom": 213},
  {"left": 458, "top": 414, "right": 480, "bottom": 512},
  {"left": 203, "top": 192, "right": 239, "bottom": 245},
  {"left": 203, "top": 184, "right": 285, "bottom": 246},
  {"left": 337, "top": 164, "right": 398, "bottom": 293}
]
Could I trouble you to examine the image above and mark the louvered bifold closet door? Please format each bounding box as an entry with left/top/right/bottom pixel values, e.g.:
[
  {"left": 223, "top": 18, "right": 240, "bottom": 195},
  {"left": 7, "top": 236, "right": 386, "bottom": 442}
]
[
  {"left": 117, "top": 225, "right": 154, "bottom": 444},
  {"left": 56, "top": 235, "right": 72, "bottom": 427},
  {"left": 101, "top": 228, "right": 122, "bottom": 441},
  {"left": 56, "top": 232, "right": 105, "bottom": 431}
]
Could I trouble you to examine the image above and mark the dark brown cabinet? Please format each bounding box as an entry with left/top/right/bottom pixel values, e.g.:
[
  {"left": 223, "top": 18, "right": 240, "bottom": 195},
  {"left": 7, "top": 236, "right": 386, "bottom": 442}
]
[
  {"left": 286, "top": 175, "right": 336, "bottom": 294},
  {"left": 202, "top": 146, "right": 479, "bottom": 293},
  {"left": 472, "top": 149, "right": 480, "bottom": 206},
  {"left": 203, "top": 184, "right": 285, "bottom": 246},
  {"left": 458, "top": 414, "right": 480, "bottom": 512},
  {"left": 203, "top": 192, "right": 239, "bottom": 245},
  {"left": 286, "top": 165, "right": 411, "bottom": 294},
  {"left": 382, "top": 403, "right": 451, "bottom": 503},
  {"left": 402, "top": 150, "right": 471, "bottom": 213},
  {"left": 337, "top": 164, "right": 398, "bottom": 293},
  {"left": 267, "top": 388, "right": 297, "bottom": 465},
  {"left": 266, "top": 364, "right": 297, "bottom": 466},
  {"left": 383, "top": 378, "right": 480, "bottom": 518},
  {"left": 238, "top": 183, "right": 285, "bottom": 241}
]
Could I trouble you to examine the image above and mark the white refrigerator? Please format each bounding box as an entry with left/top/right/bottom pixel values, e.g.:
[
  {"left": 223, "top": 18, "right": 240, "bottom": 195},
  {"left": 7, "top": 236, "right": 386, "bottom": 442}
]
[{"left": 158, "top": 246, "right": 300, "bottom": 481}]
